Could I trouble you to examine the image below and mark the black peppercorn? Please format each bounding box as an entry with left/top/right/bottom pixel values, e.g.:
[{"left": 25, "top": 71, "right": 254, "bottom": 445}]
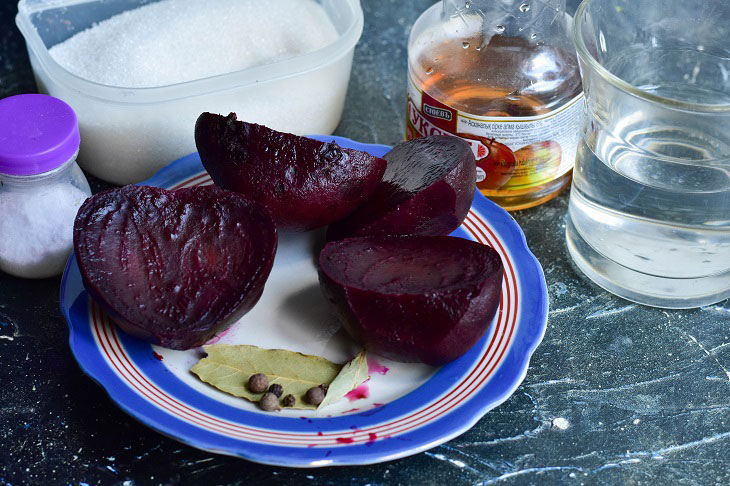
[
  {"left": 282, "top": 394, "right": 296, "bottom": 407},
  {"left": 259, "top": 392, "right": 279, "bottom": 411},
  {"left": 248, "top": 373, "right": 268, "bottom": 393},
  {"left": 268, "top": 383, "right": 284, "bottom": 398},
  {"left": 305, "top": 386, "right": 325, "bottom": 406}
]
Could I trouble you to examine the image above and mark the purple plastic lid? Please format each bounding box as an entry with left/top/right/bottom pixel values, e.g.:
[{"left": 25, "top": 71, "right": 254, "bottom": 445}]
[{"left": 0, "top": 94, "right": 80, "bottom": 176}]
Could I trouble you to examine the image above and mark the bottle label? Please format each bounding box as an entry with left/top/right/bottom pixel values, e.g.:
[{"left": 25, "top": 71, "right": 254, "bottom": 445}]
[{"left": 406, "top": 74, "right": 584, "bottom": 192}]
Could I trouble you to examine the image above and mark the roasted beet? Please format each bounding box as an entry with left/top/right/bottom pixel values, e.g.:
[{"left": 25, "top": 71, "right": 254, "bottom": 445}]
[
  {"left": 326, "top": 136, "right": 476, "bottom": 240},
  {"left": 195, "top": 113, "right": 387, "bottom": 231},
  {"left": 318, "top": 235, "right": 503, "bottom": 365},
  {"left": 74, "top": 185, "right": 277, "bottom": 350}
]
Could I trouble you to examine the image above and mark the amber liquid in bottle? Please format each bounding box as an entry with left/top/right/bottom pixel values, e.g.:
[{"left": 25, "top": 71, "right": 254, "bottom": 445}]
[{"left": 409, "top": 33, "right": 583, "bottom": 210}]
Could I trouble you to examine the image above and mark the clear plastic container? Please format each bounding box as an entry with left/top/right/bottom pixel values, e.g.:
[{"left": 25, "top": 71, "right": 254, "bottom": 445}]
[{"left": 16, "top": 0, "right": 364, "bottom": 185}]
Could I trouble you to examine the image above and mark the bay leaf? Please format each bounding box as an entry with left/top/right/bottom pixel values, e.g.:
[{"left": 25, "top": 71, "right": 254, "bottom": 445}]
[
  {"left": 191, "top": 344, "right": 341, "bottom": 409},
  {"left": 318, "top": 350, "right": 370, "bottom": 410}
]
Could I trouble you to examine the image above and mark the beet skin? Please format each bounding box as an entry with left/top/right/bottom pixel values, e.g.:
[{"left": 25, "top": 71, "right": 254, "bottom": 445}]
[
  {"left": 326, "top": 136, "right": 476, "bottom": 240},
  {"left": 318, "top": 235, "right": 503, "bottom": 365},
  {"left": 195, "top": 113, "right": 387, "bottom": 231},
  {"left": 74, "top": 185, "right": 277, "bottom": 350}
]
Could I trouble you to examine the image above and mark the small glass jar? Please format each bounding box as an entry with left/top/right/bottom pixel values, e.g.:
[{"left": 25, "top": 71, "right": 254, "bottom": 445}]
[{"left": 0, "top": 94, "right": 91, "bottom": 279}]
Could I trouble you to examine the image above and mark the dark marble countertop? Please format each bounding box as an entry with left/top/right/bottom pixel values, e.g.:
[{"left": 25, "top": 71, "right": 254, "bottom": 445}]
[{"left": 2, "top": 1, "right": 729, "bottom": 485}]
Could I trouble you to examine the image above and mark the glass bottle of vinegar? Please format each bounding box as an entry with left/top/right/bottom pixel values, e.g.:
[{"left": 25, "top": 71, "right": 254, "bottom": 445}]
[{"left": 406, "top": 0, "right": 583, "bottom": 210}]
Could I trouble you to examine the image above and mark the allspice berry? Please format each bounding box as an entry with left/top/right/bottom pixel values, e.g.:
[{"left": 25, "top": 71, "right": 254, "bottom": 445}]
[
  {"left": 248, "top": 373, "right": 268, "bottom": 393},
  {"left": 282, "top": 394, "right": 296, "bottom": 407},
  {"left": 305, "top": 386, "right": 326, "bottom": 406},
  {"left": 268, "top": 383, "right": 284, "bottom": 398},
  {"left": 259, "top": 392, "right": 279, "bottom": 411}
]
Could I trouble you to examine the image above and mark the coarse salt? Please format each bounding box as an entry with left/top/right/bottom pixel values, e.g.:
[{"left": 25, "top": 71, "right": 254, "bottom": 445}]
[{"left": 0, "top": 184, "right": 88, "bottom": 279}]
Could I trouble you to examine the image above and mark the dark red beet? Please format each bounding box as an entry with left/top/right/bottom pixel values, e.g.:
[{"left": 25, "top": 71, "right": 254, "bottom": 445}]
[
  {"left": 73, "top": 185, "right": 277, "bottom": 350},
  {"left": 195, "top": 113, "right": 387, "bottom": 231},
  {"left": 318, "top": 236, "right": 503, "bottom": 365},
  {"left": 326, "top": 136, "right": 476, "bottom": 241}
]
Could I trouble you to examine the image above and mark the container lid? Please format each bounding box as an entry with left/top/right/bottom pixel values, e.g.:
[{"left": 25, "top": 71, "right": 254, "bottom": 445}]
[{"left": 0, "top": 94, "right": 80, "bottom": 176}]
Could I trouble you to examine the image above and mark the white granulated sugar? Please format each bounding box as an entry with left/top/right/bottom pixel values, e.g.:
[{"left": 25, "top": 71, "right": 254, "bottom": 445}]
[
  {"left": 49, "top": 0, "right": 339, "bottom": 88},
  {"left": 0, "top": 184, "right": 87, "bottom": 279}
]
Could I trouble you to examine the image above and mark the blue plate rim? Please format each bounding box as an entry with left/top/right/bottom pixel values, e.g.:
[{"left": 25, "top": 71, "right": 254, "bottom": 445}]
[{"left": 60, "top": 135, "right": 548, "bottom": 467}]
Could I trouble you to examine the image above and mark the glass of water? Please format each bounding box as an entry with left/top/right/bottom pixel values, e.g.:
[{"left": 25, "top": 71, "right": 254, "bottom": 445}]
[{"left": 566, "top": 0, "right": 730, "bottom": 308}]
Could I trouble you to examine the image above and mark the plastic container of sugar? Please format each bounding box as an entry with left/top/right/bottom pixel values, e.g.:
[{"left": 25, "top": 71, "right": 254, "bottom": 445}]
[{"left": 16, "top": 0, "right": 364, "bottom": 185}]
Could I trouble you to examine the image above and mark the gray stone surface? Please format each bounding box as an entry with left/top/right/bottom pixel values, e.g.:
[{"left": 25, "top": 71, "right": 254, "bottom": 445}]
[{"left": 2, "top": 0, "right": 730, "bottom": 484}]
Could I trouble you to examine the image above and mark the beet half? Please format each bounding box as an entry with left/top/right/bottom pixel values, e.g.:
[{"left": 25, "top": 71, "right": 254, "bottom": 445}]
[
  {"left": 326, "top": 136, "right": 476, "bottom": 241},
  {"left": 74, "top": 185, "right": 277, "bottom": 350},
  {"left": 195, "top": 113, "right": 387, "bottom": 231},
  {"left": 318, "top": 236, "right": 503, "bottom": 366}
]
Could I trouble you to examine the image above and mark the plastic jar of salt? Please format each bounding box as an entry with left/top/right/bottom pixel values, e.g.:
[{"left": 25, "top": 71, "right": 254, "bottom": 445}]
[{"left": 0, "top": 94, "right": 91, "bottom": 279}]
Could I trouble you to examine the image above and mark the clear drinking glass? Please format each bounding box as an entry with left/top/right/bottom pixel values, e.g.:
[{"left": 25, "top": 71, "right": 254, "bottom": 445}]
[{"left": 566, "top": 0, "right": 730, "bottom": 308}]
